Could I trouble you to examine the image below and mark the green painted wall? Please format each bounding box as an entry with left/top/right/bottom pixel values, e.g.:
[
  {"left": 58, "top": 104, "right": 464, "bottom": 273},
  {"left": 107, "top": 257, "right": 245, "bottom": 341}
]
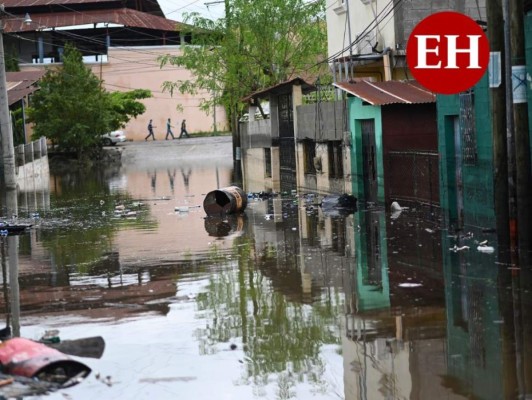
[
  {"left": 355, "top": 210, "right": 390, "bottom": 311},
  {"left": 348, "top": 97, "right": 385, "bottom": 202},
  {"left": 437, "top": 73, "right": 496, "bottom": 229},
  {"left": 442, "top": 231, "right": 503, "bottom": 399}
]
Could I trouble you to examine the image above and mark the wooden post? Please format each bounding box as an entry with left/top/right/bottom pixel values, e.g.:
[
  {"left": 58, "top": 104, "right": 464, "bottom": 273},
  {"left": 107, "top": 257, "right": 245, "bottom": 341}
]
[
  {"left": 510, "top": 0, "right": 532, "bottom": 250},
  {"left": 487, "top": 0, "right": 510, "bottom": 247}
]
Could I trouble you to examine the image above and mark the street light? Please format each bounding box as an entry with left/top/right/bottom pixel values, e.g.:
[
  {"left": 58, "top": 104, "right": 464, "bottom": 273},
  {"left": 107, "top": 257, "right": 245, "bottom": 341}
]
[{"left": 0, "top": 5, "right": 32, "bottom": 190}]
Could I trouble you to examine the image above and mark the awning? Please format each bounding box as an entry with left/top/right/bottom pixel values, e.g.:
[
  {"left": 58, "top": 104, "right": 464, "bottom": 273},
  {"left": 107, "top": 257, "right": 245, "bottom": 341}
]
[{"left": 333, "top": 80, "right": 435, "bottom": 105}]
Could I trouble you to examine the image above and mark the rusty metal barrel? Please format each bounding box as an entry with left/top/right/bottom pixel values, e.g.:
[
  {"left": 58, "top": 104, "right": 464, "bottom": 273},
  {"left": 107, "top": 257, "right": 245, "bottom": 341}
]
[
  {"left": 0, "top": 338, "right": 91, "bottom": 385},
  {"left": 203, "top": 186, "right": 247, "bottom": 215}
]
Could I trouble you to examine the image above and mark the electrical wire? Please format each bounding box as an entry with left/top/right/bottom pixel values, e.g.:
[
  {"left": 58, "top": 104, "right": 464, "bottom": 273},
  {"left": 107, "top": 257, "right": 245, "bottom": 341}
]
[{"left": 322, "top": 0, "right": 403, "bottom": 67}]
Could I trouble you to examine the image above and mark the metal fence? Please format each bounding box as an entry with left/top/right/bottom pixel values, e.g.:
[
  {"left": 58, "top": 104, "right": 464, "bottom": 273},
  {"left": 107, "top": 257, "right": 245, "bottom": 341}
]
[{"left": 386, "top": 150, "right": 440, "bottom": 206}]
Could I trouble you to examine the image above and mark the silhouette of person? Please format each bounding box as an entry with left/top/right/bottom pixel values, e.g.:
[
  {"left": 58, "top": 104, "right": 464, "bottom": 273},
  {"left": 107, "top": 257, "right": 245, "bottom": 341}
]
[
  {"left": 165, "top": 118, "right": 175, "bottom": 140},
  {"left": 150, "top": 170, "right": 157, "bottom": 193},
  {"left": 179, "top": 119, "right": 190, "bottom": 138},
  {"left": 167, "top": 168, "right": 176, "bottom": 194},
  {"left": 145, "top": 119, "right": 156, "bottom": 141},
  {"left": 181, "top": 168, "right": 191, "bottom": 192}
]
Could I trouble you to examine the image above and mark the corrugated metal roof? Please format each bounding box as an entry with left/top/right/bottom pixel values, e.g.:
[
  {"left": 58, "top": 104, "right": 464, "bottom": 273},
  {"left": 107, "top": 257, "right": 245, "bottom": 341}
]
[
  {"left": 7, "top": 86, "right": 38, "bottom": 105},
  {"left": 7, "top": 70, "right": 45, "bottom": 106},
  {"left": 7, "top": 71, "right": 46, "bottom": 83},
  {"left": 242, "top": 77, "right": 316, "bottom": 102},
  {"left": 3, "top": 0, "right": 111, "bottom": 6},
  {"left": 4, "top": 8, "right": 182, "bottom": 33},
  {"left": 333, "top": 80, "right": 435, "bottom": 105}
]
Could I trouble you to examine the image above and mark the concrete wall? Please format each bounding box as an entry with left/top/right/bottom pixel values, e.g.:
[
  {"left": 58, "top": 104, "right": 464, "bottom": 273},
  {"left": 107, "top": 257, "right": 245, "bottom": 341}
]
[
  {"left": 295, "top": 100, "right": 352, "bottom": 195},
  {"left": 14, "top": 137, "right": 50, "bottom": 193},
  {"left": 394, "top": 0, "right": 486, "bottom": 50},
  {"left": 297, "top": 101, "right": 346, "bottom": 141},
  {"left": 241, "top": 119, "right": 275, "bottom": 193},
  {"left": 21, "top": 46, "right": 228, "bottom": 141}
]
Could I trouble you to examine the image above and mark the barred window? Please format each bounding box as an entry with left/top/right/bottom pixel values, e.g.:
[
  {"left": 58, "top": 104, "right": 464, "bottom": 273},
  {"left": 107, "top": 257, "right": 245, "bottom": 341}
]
[
  {"left": 328, "top": 141, "right": 344, "bottom": 178},
  {"left": 459, "top": 90, "right": 477, "bottom": 165},
  {"left": 264, "top": 148, "right": 272, "bottom": 178},
  {"left": 303, "top": 140, "right": 316, "bottom": 174}
]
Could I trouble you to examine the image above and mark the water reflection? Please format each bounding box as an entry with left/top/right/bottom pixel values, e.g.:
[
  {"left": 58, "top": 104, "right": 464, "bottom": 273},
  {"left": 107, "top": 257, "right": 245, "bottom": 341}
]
[{"left": 1, "top": 145, "right": 532, "bottom": 398}]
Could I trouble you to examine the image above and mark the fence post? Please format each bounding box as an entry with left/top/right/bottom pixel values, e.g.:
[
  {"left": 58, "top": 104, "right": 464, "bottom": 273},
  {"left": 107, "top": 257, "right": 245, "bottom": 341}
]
[
  {"left": 15, "top": 144, "right": 24, "bottom": 177},
  {"left": 41, "top": 137, "right": 47, "bottom": 157},
  {"left": 33, "top": 138, "right": 41, "bottom": 160}
]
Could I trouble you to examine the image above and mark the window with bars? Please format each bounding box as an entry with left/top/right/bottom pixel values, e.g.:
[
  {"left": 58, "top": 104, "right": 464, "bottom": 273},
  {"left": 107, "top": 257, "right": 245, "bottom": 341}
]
[
  {"left": 264, "top": 148, "right": 272, "bottom": 178},
  {"left": 303, "top": 140, "right": 316, "bottom": 174},
  {"left": 459, "top": 90, "right": 477, "bottom": 165},
  {"left": 328, "top": 141, "right": 344, "bottom": 178}
]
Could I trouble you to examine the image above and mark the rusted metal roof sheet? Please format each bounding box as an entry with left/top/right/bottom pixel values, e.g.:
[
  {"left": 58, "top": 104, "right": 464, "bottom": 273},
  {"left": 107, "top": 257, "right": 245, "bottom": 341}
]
[
  {"left": 3, "top": 0, "right": 111, "bottom": 6},
  {"left": 7, "top": 71, "right": 45, "bottom": 106},
  {"left": 242, "top": 77, "right": 316, "bottom": 102},
  {"left": 7, "top": 86, "right": 37, "bottom": 106},
  {"left": 7, "top": 71, "right": 46, "bottom": 83},
  {"left": 4, "top": 8, "right": 182, "bottom": 33},
  {"left": 333, "top": 80, "right": 435, "bottom": 105}
]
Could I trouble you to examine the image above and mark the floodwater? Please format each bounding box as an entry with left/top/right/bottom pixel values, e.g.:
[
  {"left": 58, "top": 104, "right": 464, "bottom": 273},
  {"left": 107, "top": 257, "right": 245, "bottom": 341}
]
[{"left": 1, "top": 137, "right": 532, "bottom": 399}]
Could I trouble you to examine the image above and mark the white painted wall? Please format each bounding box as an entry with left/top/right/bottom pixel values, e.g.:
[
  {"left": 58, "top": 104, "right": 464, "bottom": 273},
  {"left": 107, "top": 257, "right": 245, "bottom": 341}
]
[{"left": 326, "top": 0, "right": 396, "bottom": 61}]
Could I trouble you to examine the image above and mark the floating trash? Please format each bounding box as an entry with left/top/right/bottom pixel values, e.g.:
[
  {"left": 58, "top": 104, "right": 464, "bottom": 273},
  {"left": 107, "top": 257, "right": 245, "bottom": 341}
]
[
  {"left": 450, "top": 245, "right": 470, "bottom": 252},
  {"left": 203, "top": 186, "right": 247, "bottom": 216},
  {"left": 0, "top": 338, "right": 91, "bottom": 386},
  {"left": 398, "top": 283, "right": 423, "bottom": 288},
  {"left": 477, "top": 245, "right": 495, "bottom": 253},
  {"left": 320, "top": 194, "right": 357, "bottom": 217}
]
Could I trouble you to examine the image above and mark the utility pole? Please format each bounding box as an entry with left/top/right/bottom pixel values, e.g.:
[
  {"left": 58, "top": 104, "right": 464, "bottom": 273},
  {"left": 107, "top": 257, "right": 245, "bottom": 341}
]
[
  {"left": 0, "top": 6, "right": 16, "bottom": 190},
  {"left": 502, "top": 0, "right": 518, "bottom": 252},
  {"left": 345, "top": 0, "right": 353, "bottom": 81},
  {"left": 510, "top": 0, "right": 532, "bottom": 250},
  {"left": 487, "top": 0, "right": 510, "bottom": 247}
]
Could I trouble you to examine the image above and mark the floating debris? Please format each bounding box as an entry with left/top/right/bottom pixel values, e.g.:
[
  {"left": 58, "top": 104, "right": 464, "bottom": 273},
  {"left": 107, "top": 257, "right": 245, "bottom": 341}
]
[
  {"left": 320, "top": 194, "right": 357, "bottom": 217},
  {"left": 477, "top": 245, "right": 495, "bottom": 253},
  {"left": 450, "top": 245, "right": 470, "bottom": 252},
  {"left": 203, "top": 186, "right": 247, "bottom": 215},
  {"left": 398, "top": 283, "right": 423, "bottom": 288}
]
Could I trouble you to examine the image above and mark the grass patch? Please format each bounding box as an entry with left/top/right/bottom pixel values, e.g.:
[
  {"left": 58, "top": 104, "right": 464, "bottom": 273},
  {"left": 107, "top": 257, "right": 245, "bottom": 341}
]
[{"left": 190, "top": 131, "right": 232, "bottom": 137}]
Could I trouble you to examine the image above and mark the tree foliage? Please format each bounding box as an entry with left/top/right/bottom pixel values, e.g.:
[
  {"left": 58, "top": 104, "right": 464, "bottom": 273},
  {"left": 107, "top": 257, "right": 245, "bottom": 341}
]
[
  {"left": 159, "top": 0, "right": 326, "bottom": 132},
  {"left": 27, "top": 43, "right": 151, "bottom": 157},
  {"left": 108, "top": 89, "right": 152, "bottom": 131}
]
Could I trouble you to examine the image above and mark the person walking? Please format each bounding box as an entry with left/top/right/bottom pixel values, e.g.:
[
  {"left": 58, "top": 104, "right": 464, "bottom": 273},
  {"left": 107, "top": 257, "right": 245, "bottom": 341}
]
[
  {"left": 179, "top": 119, "right": 190, "bottom": 138},
  {"left": 165, "top": 118, "right": 175, "bottom": 140},
  {"left": 145, "top": 119, "right": 156, "bottom": 141}
]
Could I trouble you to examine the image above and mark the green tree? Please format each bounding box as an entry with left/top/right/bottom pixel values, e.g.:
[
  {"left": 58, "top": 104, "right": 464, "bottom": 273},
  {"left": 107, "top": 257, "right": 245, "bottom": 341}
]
[
  {"left": 108, "top": 89, "right": 152, "bottom": 131},
  {"left": 28, "top": 43, "right": 111, "bottom": 157},
  {"left": 159, "top": 0, "right": 326, "bottom": 133},
  {"left": 27, "top": 43, "right": 152, "bottom": 158},
  {"left": 5, "top": 44, "right": 20, "bottom": 72}
]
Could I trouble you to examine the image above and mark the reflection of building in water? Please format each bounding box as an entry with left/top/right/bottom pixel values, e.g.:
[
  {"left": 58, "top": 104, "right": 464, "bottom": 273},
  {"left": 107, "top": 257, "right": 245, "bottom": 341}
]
[
  {"left": 441, "top": 226, "right": 510, "bottom": 399},
  {"left": 339, "top": 206, "right": 466, "bottom": 399},
  {"left": 341, "top": 312, "right": 454, "bottom": 400}
]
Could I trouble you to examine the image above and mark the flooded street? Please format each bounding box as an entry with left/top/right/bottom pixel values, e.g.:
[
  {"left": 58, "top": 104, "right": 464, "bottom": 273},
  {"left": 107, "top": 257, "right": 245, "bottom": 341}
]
[{"left": 1, "top": 136, "right": 532, "bottom": 399}]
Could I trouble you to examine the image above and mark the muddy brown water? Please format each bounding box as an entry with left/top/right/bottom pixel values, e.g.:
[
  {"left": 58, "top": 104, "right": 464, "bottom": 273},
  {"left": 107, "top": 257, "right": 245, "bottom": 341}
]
[{"left": 1, "top": 137, "right": 531, "bottom": 399}]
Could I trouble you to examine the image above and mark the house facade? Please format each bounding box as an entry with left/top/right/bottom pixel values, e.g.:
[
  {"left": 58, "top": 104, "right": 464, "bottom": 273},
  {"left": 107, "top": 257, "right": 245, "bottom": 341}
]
[
  {"left": 325, "top": 0, "right": 486, "bottom": 84},
  {"left": 334, "top": 80, "right": 438, "bottom": 207},
  {"left": 3, "top": 0, "right": 227, "bottom": 140}
]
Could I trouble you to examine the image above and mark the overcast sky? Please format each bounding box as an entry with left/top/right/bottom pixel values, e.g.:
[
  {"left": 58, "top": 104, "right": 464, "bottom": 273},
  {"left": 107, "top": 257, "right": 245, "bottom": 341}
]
[{"left": 159, "top": 0, "right": 225, "bottom": 22}]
